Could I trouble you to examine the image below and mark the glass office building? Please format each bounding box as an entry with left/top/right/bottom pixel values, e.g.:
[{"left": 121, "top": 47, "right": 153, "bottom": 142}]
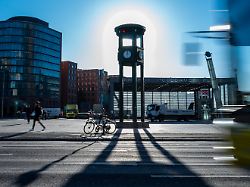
[{"left": 0, "top": 16, "right": 62, "bottom": 116}]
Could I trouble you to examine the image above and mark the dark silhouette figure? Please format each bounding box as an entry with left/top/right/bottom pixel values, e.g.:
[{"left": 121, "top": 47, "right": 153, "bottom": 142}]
[
  {"left": 188, "top": 102, "right": 194, "bottom": 110},
  {"left": 31, "top": 101, "right": 45, "bottom": 131},
  {"left": 25, "top": 105, "right": 32, "bottom": 124}
]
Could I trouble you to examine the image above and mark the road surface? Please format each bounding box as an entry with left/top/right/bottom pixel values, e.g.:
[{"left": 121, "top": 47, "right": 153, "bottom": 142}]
[{"left": 0, "top": 139, "right": 250, "bottom": 187}]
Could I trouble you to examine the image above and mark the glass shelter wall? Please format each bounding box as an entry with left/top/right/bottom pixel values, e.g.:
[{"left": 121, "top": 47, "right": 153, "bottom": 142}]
[{"left": 114, "top": 91, "right": 195, "bottom": 117}]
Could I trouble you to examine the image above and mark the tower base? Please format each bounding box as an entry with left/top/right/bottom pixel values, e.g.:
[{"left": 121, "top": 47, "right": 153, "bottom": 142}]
[{"left": 116, "top": 121, "right": 149, "bottom": 128}]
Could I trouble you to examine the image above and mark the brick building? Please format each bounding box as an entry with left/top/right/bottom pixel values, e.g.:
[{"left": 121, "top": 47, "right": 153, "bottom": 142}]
[
  {"left": 77, "top": 69, "right": 108, "bottom": 112},
  {"left": 60, "top": 61, "right": 77, "bottom": 109}
]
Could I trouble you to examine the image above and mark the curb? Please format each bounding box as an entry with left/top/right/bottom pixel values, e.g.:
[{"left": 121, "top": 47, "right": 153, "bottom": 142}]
[{"left": 0, "top": 134, "right": 226, "bottom": 142}]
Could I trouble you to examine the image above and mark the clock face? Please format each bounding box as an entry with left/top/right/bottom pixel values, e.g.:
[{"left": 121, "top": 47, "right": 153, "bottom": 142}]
[{"left": 123, "top": 50, "right": 132, "bottom": 59}]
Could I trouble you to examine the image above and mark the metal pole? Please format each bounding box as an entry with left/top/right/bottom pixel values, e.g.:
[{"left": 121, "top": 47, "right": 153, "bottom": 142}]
[
  {"left": 119, "top": 64, "right": 124, "bottom": 122},
  {"left": 140, "top": 64, "right": 145, "bottom": 122},
  {"left": 132, "top": 63, "right": 137, "bottom": 123},
  {"left": 1, "top": 70, "right": 5, "bottom": 118}
]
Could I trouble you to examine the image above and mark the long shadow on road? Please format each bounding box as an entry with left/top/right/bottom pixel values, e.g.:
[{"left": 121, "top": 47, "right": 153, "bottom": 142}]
[
  {"left": 62, "top": 128, "right": 122, "bottom": 187},
  {"left": 2, "top": 123, "right": 23, "bottom": 127},
  {"left": 133, "top": 128, "right": 153, "bottom": 163},
  {"left": 62, "top": 128, "right": 211, "bottom": 187},
  {"left": 0, "top": 131, "right": 30, "bottom": 140},
  {"left": 14, "top": 141, "right": 97, "bottom": 187},
  {"left": 142, "top": 128, "right": 211, "bottom": 187}
]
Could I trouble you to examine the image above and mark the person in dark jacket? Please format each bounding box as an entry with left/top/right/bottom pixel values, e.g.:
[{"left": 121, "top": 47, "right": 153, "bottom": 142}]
[
  {"left": 31, "top": 101, "right": 45, "bottom": 131},
  {"left": 25, "top": 105, "right": 32, "bottom": 124}
]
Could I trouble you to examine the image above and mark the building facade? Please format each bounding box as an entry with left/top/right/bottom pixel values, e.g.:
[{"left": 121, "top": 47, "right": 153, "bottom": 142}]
[
  {"left": 77, "top": 69, "right": 108, "bottom": 112},
  {"left": 0, "top": 16, "right": 62, "bottom": 116},
  {"left": 60, "top": 61, "right": 77, "bottom": 109}
]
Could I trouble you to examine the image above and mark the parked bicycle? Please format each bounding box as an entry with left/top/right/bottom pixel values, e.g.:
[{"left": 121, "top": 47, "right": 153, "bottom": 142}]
[{"left": 83, "top": 111, "right": 116, "bottom": 135}]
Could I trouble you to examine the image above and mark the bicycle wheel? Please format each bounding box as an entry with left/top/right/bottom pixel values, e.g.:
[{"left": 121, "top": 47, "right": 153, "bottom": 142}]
[
  {"left": 83, "top": 121, "right": 95, "bottom": 134},
  {"left": 104, "top": 120, "right": 116, "bottom": 134}
]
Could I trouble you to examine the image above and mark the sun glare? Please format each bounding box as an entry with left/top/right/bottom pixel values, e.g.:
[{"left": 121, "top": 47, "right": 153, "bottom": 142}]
[{"left": 100, "top": 7, "right": 161, "bottom": 76}]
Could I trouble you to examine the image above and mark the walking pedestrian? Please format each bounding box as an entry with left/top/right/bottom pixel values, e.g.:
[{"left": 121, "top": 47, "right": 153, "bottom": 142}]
[
  {"left": 30, "top": 101, "right": 45, "bottom": 131},
  {"left": 25, "top": 105, "right": 32, "bottom": 124}
]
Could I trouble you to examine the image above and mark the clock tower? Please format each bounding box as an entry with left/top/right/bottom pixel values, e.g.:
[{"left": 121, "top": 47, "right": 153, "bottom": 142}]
[{"left": 115, "top": 24, "right": 147, "bottom": 126}]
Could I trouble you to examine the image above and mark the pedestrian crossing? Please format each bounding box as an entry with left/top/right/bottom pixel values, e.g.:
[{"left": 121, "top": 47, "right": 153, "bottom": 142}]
[
  {"left": 1, "top": 140, "right": 250, "bottom": 187},
  {"left": 0, "top": 141, "right": 237, "bottom": 165}
]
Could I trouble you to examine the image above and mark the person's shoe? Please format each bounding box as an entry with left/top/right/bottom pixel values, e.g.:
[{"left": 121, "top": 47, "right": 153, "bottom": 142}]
[
  {"left": 42, "top": 127, "right": 46, "bottom": 131},
  {"left": 30, "top": 128, "right": 34, "bottom": 131}
]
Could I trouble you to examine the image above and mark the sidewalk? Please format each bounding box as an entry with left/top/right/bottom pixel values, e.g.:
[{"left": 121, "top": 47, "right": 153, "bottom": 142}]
[{"left": 0, "top": 118, "right": 228, "bottom": 141}]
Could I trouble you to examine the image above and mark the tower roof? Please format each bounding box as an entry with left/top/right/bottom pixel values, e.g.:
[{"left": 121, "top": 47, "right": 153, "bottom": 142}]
[
  {"left": 7, "top": 16, "right": 49, "bottom": 27},
  {"left": 115, "top": 23, "right": 146, "bottom": 36}
]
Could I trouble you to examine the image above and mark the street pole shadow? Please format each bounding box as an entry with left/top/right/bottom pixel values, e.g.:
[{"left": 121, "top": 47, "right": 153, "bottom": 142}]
[
  {"left": 61, "top": 128, "right": 211, "bottom": 187},
  {"left": 14, "top": 141, "right": 97, "bottom": 187},
  {"left": 142, "top": 128, "right": 211, "bottom": 187},
  {"left": 0, "top": 131, "right": 30, "bottom": 140},
  {"left": 133, "top": 128, "right": 153, "bottom": 163},
  {"left": 62, "top": 128, "right": 123, "bottom": 187},
  {"left": 2, "top": 123, "right": 22, "bottom": 127}
]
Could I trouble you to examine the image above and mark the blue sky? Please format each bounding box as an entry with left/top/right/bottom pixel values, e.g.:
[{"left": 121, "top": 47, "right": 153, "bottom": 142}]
[{"left": 0, "top": 0, "right": 233, "bottom": 78}]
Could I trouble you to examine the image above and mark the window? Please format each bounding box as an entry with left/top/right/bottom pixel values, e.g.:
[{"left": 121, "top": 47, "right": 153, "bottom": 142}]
[
  {"left": 122, "top": 38, "right": 132, "bottom": 46},
  {"left": 136, "top": 37, "right": 141, "bottom": 47}
]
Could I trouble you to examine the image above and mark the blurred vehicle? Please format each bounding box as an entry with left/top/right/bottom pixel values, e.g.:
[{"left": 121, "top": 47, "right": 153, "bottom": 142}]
[
  {"left": 230, "top": 105, "right": 250, "bottom": 165},
  {"left": 65, "top": 104, "right": 79, "bottom": 118},
  {"left": 42, "top": 108, "right": 61, "bottom": 119},
  {"left": 146, "top": 103, "right": 195, "bottom": 122},
  {"left": 213, "top": 105, "right": 250, "bottom": 164},
  {"left": 212, "top": 105, "right": 245, "bottom": 119},
  {"left": 77, "top": 112, "right": 89, "bottom": 119}
]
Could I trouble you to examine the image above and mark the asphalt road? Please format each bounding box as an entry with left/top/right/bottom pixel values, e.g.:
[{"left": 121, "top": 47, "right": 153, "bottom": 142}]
[{"left": 1, "top": 139, "right": 250, "bottom": 187}]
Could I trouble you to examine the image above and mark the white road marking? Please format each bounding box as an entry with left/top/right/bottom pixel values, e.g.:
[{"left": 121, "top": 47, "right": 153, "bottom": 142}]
[
  {"left": 213, "top": 156, "right": 236, "bottom": 161},
  {"left": 113, "top": 150, "right": 128, "bottom": 152},
  {"left": 0, "top": 153, "right": 13, "bottom": 156},
  {"left": 213, "top": 146, "right": 234, "bottom": 149},
  {"left": 92, "top": 162, "right": 138, "bottom": 166}
]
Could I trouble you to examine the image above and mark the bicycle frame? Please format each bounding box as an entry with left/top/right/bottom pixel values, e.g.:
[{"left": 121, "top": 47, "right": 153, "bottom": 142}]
[{"left": 83, "top": 111, "right": 116, "bottom": 134}]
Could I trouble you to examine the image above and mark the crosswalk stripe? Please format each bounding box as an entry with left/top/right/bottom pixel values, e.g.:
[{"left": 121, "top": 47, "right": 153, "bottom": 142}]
[
  {"left": 213, "top": 146, "right": 234, "bottom": 149},
  {"left": 213, "top": 156, "right": 236, "bottom": 161},
  {"left": 0, "top": 153, "right": 13, "bottom": 156}
]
